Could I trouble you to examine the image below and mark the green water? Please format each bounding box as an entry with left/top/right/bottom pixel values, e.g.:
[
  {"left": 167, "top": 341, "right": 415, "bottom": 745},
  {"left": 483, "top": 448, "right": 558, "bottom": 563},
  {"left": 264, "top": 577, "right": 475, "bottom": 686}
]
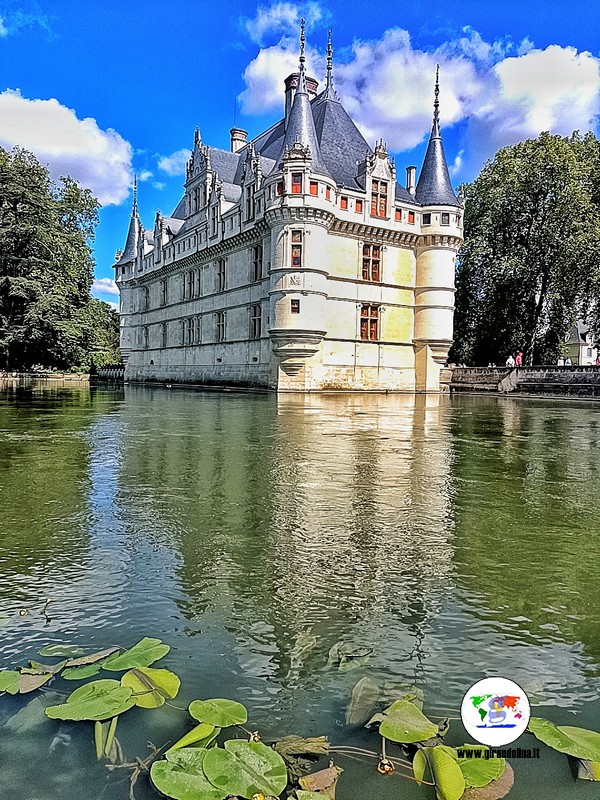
[{"left": 0, "top": 383, "right": 599, "bottom": 799}]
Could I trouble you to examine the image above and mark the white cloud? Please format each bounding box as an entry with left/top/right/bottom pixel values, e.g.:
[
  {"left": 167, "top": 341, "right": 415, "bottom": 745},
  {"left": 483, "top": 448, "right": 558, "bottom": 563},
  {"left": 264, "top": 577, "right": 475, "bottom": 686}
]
[
  {"left": 239, "top": 27, "right": 600, "bottom": 177},
  {"left": 157, "top": 148, "right": 190, "bottom": 177},
  {"left": 0, "top": 17, "right": 7, "bottom": 37},
  {"left": 106, "top": 300, "right": 119, "bottom": 311},
  {"left": 0, "top": 9, "right": 50, "bottom": 37},
  {"left": 92, "top": 278, "right": 119, "bottom": 296},
  {"left": 0, "top": 89, "right": 133, "bottom": 205},
  {"left": 244, "top": 2, "right": 324, "bottom": 45},
  {"left": 139, "top": 169, "right": 153, "bottom": 181},
  {"left": 153, "top": 181, "right": 166, "bottom": 190}
]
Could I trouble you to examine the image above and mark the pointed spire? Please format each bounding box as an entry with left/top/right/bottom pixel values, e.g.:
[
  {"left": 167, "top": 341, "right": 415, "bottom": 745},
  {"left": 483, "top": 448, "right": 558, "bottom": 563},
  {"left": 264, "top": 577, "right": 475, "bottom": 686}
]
[
  {"left": 415, "top": 66, "right": 458, "bottom": 207},
  {"left": 298, "top": 18, "right": 307, "bottom": 92},
  {"left": 117, "top": 177, "right": 141, "bottom": 265},
  {"left": 322, "top": 28, "right": 339, "bottom": 101}
]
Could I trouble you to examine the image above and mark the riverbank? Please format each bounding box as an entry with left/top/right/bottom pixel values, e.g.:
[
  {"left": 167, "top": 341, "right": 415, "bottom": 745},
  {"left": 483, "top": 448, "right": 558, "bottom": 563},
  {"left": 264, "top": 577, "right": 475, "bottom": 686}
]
[
  {"left": 450, "top": 365, "right": 600, "bottom": 398},
  {"left": 0, "top": 371, "right": 89, "bottom": 382}
]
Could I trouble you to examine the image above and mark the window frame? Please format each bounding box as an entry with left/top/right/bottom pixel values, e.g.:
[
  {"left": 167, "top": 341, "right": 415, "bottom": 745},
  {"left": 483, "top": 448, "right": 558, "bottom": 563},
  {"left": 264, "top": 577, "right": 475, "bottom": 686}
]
[
  {"left": 360, "top": 304, "right": 380, "bottom": 341},
  {"left": 291, "top": 173, "right": 303, "bottom": 194},
  {"left": 217, "top": 258, "right": 226, "bottom": 292},
  {"left": 291, "top": 230, "right": 303, "bottom": 268},
  {"left": 362, "top": 243, "right": 382, "bottom": 282},
  {"left": 370, "top": 179, "right": 388, "bottom": 218},
  {"left": 251, "top": 304, "right": 262, "bottom": 340},
  {"left": 216, "top": 311, "right": 226, "bottom": 342},
  {"left": 252, "top": 244, "right": 263, "bottom": 282},
  {"left": 291, "top": 299, "right": 300, "bottom": 314}
]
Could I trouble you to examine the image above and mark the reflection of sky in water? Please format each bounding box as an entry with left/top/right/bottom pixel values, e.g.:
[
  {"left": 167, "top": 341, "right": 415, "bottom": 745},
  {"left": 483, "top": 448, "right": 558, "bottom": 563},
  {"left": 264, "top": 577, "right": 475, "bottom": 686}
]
[{"left": 0, "top": 385, "right": 599, "bottom": 799}]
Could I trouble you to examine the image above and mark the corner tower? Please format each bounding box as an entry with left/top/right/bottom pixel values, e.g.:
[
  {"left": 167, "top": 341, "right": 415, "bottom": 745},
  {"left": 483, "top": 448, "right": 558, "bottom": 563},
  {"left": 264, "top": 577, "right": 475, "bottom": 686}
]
[
  {"left": 113, "top": 177, "right": 141, "bottom": 367},
  {"left": 414, "top": 68, "right": 463, "bottom": 391}
]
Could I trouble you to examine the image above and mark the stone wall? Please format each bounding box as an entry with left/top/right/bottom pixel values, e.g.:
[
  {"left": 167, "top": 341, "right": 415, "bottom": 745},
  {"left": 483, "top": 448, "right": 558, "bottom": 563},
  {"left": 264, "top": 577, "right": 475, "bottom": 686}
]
[{"left": 451, "top": 365, "right": 600, "bottom": 397}]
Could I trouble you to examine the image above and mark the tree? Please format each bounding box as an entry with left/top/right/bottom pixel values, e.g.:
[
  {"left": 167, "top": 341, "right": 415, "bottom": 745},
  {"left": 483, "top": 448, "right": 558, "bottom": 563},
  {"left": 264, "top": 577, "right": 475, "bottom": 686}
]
[
  {"left": 0, "top": 146, "right": 100, "bottom": 370},
  {"left": 452, "top": 132, "right": 600, "bottom": 366}
]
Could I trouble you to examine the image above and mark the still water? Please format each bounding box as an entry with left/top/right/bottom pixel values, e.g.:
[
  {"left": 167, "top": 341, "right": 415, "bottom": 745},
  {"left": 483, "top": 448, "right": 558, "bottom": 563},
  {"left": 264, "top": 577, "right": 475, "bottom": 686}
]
[{"left": 0, "top": 383, "right": 599, "bottom": 799}]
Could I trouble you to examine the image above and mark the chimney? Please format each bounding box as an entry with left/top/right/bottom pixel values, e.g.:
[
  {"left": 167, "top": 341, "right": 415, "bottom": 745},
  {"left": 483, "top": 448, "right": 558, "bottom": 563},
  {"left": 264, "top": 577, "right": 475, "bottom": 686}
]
[
  {"left": 230, "top": 128, "right": 248, "bottom": 153},
  {"left": 406, "top": 166, "right": 416, "bottom": 196},
  {"left": 284, "top": 73, "right": 319, "bottom": 123}
]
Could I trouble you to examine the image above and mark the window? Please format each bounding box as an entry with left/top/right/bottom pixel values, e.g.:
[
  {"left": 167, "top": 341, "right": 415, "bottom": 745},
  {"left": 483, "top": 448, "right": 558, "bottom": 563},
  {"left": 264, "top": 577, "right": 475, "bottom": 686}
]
[
  {"left": 340, "top": 196, "right": 348, "bottom": 210},
  {"left": 355, "top": 199, "right": 363, "bottom": 213},
  {"left": 121, "top": 266, "right": 125, "bottom": 275},
  {"left": 245, "top": 184, "right": 255, "bottom": 219},
  {"left": 362, "top": 244, "right": 381, "bottom": 282},
  {"left": 276, "top": 181, "right": 284, "bottom": 196},
  {"left": 185, "top": 317, "right": 194, "bottom": 346},
  {"left": 291, "top": 173, "right": 303, "bottom": 194},
  {"left": 422, "top": 213, "right": 431, "bottom": 225},
  {"left": 216, "top": 311, "right": 226, "bottom": 342},
  {"left": 251, "top": 304, "right": 262, "bottom": 339},
  {"left": 252, "top": 244, "right": 263, "bottom": 282},
  {"left": 408, "top": 211, "right": 415, "bottom": 224},
  {"left": 196, "top": 268, "right": 201, "bottom": 297},
  {"left": 142, "top": 286, "right": 149, "bottom": 311},
  {"left": 291, "top": 230, "right": 303, "bottom": 267},
  {"left": 143, "top": 326, "right": 149, "bottom": 349},
  {"left": 441, "top": 212, "right": 450, "bottom": 225},
  {"left": 186, "top": 270, "right": 195, "bottom": 299},
  {"left": 371, "top": 179, "right": 388, "bottom": 218},
  {"left": 588, "top": 348, "right": 593, "bottom": 357},
  {"left": 210, "top": 205, "right": 218, "bottom": 236},
  {"left": 360, "top": 304, "right": 379, "bottom": 340},
  {"left": 325, "top": 186, "right": 331, "bottom": 200},
  {"left": 395, "top": 208, "right": 402, "bottom": 221},
  {"left": 161, "top": 322, "right": 168, "bottom": 349},
  {"left": 291, "top": 299, "right": 300, "bottom": 314},
  {"left": 217, "top": 258, "right": 226, "bottom": 292},
  {"left": 195, "top": 316, "right": 201, "bottom": 344},
  {"left": 310, "top": 181, "right": 318, "bottom": 196}
]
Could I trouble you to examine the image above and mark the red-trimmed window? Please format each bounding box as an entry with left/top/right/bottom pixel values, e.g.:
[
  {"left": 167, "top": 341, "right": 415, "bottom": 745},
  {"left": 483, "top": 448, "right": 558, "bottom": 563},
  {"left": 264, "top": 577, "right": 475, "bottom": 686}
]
[
  {"left": 291, "top": 230, "right": 303, "bottom": 267},
  {"left": 395, "top": 208, "right": 402, "bottom": 221},
  {"left": 292, "top": 173, "right": 303, "bottom": 194},
  {"left": 408, "top": 210, "right": 415, "bottom": 224},
  {"left": 362, "top": 244, "right": 381, "bottom": 282},
  {"left": 325, "top": 186, "right": 331, "bottom": 200},
  {"left": 291, "top": 299, "right": 300, "bottom": 314},
  {"left": 356, "top": 199, "right": 363, "bottom": 213},
  {"left": 371, "top": 179, "right": 388, "bottom": 218},
  {"left": 276, "top": 181, "right": 284, "bottom": 196},
  {"left": 310, "top": 181, "right": 319, "bottom": 196},
  {"left": 360, "top": 304, "right": 379, "bottom": 340},
  {"left": 340, "top": 196, "right": 348, "bottom": 210}
]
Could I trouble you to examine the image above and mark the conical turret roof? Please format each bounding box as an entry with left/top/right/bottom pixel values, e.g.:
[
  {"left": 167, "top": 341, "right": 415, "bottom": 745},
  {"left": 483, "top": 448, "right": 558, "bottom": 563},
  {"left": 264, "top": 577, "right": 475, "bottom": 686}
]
[
  {"left": 118, "top": 177, "right": 141, "bottom": 264},
  {"left": 415, "top": 67, "right": 458, "bottom": 207}
]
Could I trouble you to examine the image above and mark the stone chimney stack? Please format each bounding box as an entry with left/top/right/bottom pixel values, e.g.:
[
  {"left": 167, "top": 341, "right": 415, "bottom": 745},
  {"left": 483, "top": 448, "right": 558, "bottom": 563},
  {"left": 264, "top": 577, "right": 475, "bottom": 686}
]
[
  {"left": 230, "top": 128, "right": 248, "bottom": 153},
  {"left": 284, "top": 73, "right": 319, "bottom": 124},
  {"left": 406, "top": 166, "right": 416, "bottom": 196}
]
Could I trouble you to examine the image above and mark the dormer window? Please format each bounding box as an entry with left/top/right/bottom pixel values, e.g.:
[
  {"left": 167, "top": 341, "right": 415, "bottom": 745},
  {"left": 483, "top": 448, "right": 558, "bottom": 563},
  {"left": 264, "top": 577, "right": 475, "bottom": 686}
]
[
  {"left": 371, "top": 179, "right": 388, "bottom": 218},
  {"left": 291, "top": 173, "right": 303, "bottom": 194}
]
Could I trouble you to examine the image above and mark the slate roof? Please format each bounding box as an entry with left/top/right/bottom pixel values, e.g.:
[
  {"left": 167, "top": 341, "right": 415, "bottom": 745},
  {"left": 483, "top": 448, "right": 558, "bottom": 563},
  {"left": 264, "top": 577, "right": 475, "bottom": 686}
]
[
  {"left": 415, "top": 72, "right": 458, "bottom": 207},
  {"left": 117, "top": 200, "right": 140, "bottom": 265}
]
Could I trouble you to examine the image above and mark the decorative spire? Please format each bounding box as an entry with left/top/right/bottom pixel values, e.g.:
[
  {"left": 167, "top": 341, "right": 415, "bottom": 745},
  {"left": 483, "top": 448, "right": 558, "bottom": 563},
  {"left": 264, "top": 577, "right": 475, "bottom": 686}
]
[
  {"left": 432, "top": 64, "right": 440, "bottom": 137},
  {"left": 415, "top": 66, "right": 458, "bottom": 206},
  {"left": 116, "top": 176, "right": 141, "bottom": 266},
  {"left": 132, "top": 174, "right": 138, "bottom": 215},
  {"left": 323, "top": 28, "right": 339, "bottom": 101},
  {"left": 298, "top": 18, "right": 307, "bottom": 92}
]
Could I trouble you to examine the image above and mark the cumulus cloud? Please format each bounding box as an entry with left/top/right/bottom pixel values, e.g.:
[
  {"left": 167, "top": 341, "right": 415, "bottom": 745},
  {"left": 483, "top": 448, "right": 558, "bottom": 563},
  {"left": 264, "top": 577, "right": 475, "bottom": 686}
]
[
  {"left": 157, "top": 148, "right": 190, "bottom": 177},
  {"left": 0, "top": 89, "right": 133, "bottom": 205},
  {"left": 92, "top": 278, "right": 119, "bottom": 296},
  {"left": 244, "top": 2, "right": 325, "bottom": 45},
  {"left": 239, "top": 25, "right": 600, "bottom": 177},
  {"left": 0, "top": 8, "right": 50, "bottom": 37},
  {"left": 139, "top": 169, "right": 153, "bottom": 181}
]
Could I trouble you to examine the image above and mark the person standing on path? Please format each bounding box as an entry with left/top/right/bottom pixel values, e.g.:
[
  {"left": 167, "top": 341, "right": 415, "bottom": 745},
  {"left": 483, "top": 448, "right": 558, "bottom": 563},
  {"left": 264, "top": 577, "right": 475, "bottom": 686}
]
[
  {"left": 515, "top": 351, "right": 523, "bottom": 367},
  {"left": 506, "top": 354, "right": 516, "bottom": 368}
]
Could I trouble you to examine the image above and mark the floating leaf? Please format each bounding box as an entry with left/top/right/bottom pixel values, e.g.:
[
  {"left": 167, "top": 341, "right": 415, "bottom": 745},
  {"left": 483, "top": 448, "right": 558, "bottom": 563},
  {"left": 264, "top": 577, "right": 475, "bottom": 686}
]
[
  {"left": 381, "top": 681, "right": 424, "bottom": 710},
  {"left": 19, "top": 672, "right": 53, "bottom": 693},
  {"left": 150, "top": 748, "right": 224, "bottom": 800},
  {"left": 202, "top": 740, "right": 288, "bottom": 798},
  {"left": 346, "top": 677, "right": 380, "bottom": 726},
  {"left": 298, "top": 765, "right": 343, "bottom": 798},
  {"left": 290, "top": 630, "right": 318, "bottom": 669},
  {"left": 575, "top": 759, "right": 600, "bottom": 781},
  {"left": 39, "top": 645, "right": 85, "bottom": 658},
  {"left": 456, "top": 746, "right": 505, "bottom": 788},
  {"left": 45, "top": 679, "right": 135, "bottom": 721},
  {"left": 273, "top": 735, "right": 330, "bottom": 781},
  {"left": 120, "top": 667, "right": 180, "bottom": 708},
  {"left": 420, "top": 746, "right": 465, "bottom": 800},
  {"left": 377, "top": 700, "right": 438, "bottom": 744},
  {"left": 0, "top": 670, "right": 21, "bottom": 695},
  {"left": 62, "top": 663, "right": 106, "bottom": 681},
  {"left": 22, "top": 660, "right": 66, "bottom": 675},
  {"left": 103, "top": 638, "right": 170, "bottom": 671},
  {"left": 169, "top": 723, "right": 219, "bottom": 752},
  {"left": 64, "top": 647, "right": 119, "bottom": 668},
  {"left": 3, "top": 693, "right": 63, "bottom": 733},
  {"left": 296, "top": 793, "right": 324, "bottom": 800},
  {"left": 189, "top": 698, "right": 248, "bottom": 728},
  {"left": 528, "top": 717, "right": 600, "bottom": 761},
  {"left": 462, "top": 763, "right": 514, "bottom": 800}
]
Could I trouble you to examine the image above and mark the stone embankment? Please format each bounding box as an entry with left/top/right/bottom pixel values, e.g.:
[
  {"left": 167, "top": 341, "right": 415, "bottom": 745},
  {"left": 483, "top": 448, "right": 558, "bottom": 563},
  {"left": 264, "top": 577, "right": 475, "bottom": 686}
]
[
  {"left": 451, "top": 365, "right": 600, "bottom": 398},
  {"left": 0, "top": 371, "right": 89, "bottom": 382}
]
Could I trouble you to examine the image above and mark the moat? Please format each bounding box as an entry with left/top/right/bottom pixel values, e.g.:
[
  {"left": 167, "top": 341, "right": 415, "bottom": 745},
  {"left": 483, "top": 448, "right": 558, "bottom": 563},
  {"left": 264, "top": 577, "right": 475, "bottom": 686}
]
[{"left": 0, "top": 383, "right": 599, "bottom": 799}]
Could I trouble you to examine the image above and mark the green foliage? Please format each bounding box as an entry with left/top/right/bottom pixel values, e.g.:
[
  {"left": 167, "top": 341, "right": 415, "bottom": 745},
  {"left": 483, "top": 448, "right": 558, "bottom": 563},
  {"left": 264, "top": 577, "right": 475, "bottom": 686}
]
[
  {"left": 202, "top": 740, "right": 288, "bottom": 797},
  {"left": 0, "top": 145, "right": 119, "bottom": 371},
  {"left": 528, "top": 716, "right": 600, "bottom": 760},
  {"left": 453, "top": 131, "right": 600, "bottom": 366},
  {"left": 371, "top": 699, "right": 438, "bottom": 744},
  {"left": 189, "top": 697, "right": 248, "bottom": 727},
  {"left": 120, "top": 666, "right": 180, "bottom": 708},
  {"left": 44, "top": 679, "right": 135, "bottom": 720},
  {"left": 415, "top": 746, "right": 466, "bottom": 800},
  {"left": 150, "top": 749, "right": 225, "bottom": 800},
  {"left": 102, "top": 637, "right": 170, "bottom": 671}
]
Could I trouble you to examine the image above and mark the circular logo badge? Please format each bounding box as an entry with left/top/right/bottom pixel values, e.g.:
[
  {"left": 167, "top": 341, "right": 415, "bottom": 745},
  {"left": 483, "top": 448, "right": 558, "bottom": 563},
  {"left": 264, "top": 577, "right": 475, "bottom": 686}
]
[{"left": 461, "top": 677, "right": 530, "bottom": 746}]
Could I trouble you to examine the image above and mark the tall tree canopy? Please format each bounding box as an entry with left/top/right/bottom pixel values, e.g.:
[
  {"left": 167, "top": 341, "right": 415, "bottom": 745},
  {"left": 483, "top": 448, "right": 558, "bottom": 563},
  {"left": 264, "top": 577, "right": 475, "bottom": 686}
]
[
  {"left": 0, "top": 146, "right": 118, "bottom": 370},
  {"left": 452, "top": 132, "right": 600, "bottom": 366}
]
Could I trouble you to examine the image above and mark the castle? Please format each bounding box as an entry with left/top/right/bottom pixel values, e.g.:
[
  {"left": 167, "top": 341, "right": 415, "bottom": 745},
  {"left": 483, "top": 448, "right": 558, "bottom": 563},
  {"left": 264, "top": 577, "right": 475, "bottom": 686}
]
[{"left": 114, "top": 28, "right": 463, "bottom": 392}]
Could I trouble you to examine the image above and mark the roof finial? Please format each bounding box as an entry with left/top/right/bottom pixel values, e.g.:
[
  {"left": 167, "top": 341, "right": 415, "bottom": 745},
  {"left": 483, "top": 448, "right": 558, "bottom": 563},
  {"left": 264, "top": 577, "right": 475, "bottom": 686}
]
[
  {"left": 132, "top": 174, "right": 138, "bottom": 215},
  {"left": 432, "top": 64, "right": 440, "bottom": 137},
  {"left": 297, "top": 18, "right": 307, "bottom": 93},
  {"left": 326, "top": 29, "right": 333, "bottom": 84}
]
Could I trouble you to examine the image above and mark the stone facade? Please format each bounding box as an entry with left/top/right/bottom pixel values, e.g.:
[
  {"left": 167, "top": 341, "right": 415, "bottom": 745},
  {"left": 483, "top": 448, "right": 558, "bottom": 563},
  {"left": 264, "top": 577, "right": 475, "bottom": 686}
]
[{"left": 114, "top": 35, "right": 463, "bottom": 393}]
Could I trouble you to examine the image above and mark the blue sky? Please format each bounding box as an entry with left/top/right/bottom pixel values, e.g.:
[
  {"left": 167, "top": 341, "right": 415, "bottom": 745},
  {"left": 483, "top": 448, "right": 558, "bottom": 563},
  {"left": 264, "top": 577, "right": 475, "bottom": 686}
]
[{"left": 0, "top": 0, "right": 598, "bottom": 306}]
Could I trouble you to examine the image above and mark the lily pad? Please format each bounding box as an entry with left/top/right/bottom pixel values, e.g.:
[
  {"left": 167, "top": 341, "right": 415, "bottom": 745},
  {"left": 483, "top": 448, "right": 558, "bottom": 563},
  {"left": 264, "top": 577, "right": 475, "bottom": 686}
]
[
  {"left": 18, "top": 672, "right": 54, "bottom": 693},
  {"left": 0, "top": 670, "right": 21, "bottom": 695},
  {"left": 202, "top": 740, "right": 288, "bottom": 798},
  {"left": 150, "top": 748, "right": 224, "bottom": 800},
  {"left": 346, "top": 677, "right": 380, "bottom": 726},
  {"left": 528, "top": 717, "right": 600, "bottom": 760},
  {"left": 103, "top": 637, "right": 170, "bottom": 671},
  {"left": 298, "top": 765, "right": 343, "bottom": 798},
  {"left": 377, "top": 700, "right": 438, "bottom": 744},
  {"left": 120, "top": 667, "right": 180, "bottom": 708},
  {"left": 169, "top": 723, "right": 219, "bottom": 752},
  {"left": 462, "top": 763, "right": 514, "bottom": 800},
  {"left": 62, "top": 663, "right": 106, "bottom": 681},
  {"left": 45, "top": 679, "right": 135, "bottom": 721},
  {"left": 39, "top": 645, "right": 85, "bottom": 658},
  {"left": 414, "top": 746, "right": 465, "bottom": 800},
  {"left": 575, "top": 758, "right": 600, "bottom": 780},
  {"left": 22, "top": 660, "right": 66, "bottom": 676},
  {"left": 189, "top": 698, "right": 248, "bottom": 728},
  {"left": 456, "top": 746, "right": 505, "bottom": 788},
  {"left": 64, "top": 647, "right": 119, "bottom": 668},
  {"left": 297, "top": 793, "right": 324, "bottom": 800}
]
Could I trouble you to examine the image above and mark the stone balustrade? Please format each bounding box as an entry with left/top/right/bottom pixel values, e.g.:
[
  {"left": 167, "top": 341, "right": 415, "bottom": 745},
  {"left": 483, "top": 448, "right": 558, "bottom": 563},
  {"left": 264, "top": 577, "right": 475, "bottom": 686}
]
[{"left": 450, "top": 365, "right": 600, "bottom": 398}]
